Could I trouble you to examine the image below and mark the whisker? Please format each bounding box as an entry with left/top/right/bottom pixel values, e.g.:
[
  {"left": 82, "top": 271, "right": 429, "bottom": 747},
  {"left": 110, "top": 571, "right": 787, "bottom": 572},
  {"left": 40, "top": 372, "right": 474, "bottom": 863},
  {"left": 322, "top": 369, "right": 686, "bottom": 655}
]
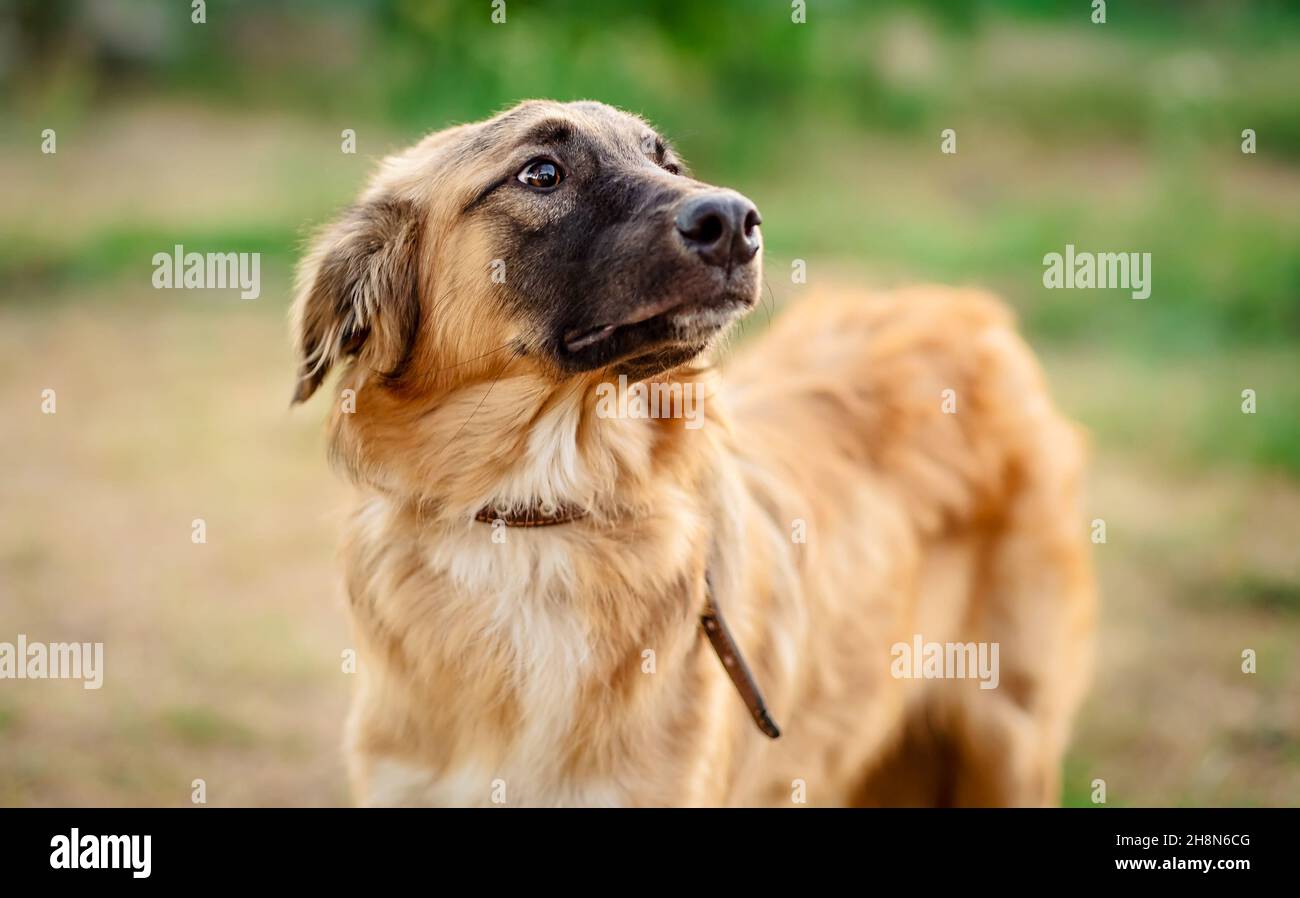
[
  {"left": 429, "top": 340, "right": 520, "bottom": 375},
  {"left": 363, "top": 339, "right": 521, "bottom": 385},
  {"left": 761, "top": 277, "right": 777, "bottom": 330},
  {"left": 431, "top": 348, "right": 519, "bottom": 459}
]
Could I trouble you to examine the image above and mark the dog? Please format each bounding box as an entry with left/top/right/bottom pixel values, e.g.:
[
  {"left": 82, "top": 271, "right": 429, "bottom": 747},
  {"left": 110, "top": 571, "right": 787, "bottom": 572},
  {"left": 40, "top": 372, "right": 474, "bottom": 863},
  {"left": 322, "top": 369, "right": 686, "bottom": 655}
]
[{"left": 290, "top": 100, "right": 1095, "bottom": 807}]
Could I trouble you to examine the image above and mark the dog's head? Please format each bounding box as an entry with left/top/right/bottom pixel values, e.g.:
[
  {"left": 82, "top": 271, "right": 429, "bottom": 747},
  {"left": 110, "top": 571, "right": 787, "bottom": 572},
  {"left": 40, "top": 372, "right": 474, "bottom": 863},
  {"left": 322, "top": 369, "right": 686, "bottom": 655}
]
[{"left": 291, "top": 99, "right": 762, "bottom": 404}]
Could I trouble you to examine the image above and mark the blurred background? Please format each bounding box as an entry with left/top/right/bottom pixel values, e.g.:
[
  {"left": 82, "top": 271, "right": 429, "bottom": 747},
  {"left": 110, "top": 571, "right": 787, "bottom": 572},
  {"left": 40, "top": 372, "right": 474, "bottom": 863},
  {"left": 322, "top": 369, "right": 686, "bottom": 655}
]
[{"left": 1, "top": 0, "right": 1297, "bottom": 807}]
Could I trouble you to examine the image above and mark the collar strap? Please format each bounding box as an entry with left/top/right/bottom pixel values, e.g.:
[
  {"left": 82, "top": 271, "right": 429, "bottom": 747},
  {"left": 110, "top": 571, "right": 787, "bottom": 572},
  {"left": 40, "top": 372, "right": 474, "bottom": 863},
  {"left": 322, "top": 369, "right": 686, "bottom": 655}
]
[
  {"left": 701, "top": 576, "right": 782, "bottom": 739},
  {"left": 475, "top": 502, "right": 589, "bottom": 527},
  {"left": 474, "top": 502, "right": 782, "bottom": 739}
]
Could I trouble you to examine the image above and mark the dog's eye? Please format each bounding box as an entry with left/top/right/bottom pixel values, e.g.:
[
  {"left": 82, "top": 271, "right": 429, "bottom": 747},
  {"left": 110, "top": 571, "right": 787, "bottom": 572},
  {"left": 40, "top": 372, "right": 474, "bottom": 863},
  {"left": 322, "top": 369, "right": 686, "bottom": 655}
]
[
  {"left": 662, "top": 162, "right": 682, "bottom": 176},
  {"left": 517, "top": 159, "right": 564, "bottom": 191}
]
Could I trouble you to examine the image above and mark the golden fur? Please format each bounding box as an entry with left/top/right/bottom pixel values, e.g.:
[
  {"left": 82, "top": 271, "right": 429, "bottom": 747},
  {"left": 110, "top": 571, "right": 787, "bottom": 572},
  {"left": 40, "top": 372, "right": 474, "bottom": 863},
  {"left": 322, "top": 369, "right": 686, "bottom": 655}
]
[{"left": 291, "top": 101, "right": 1095, "bottom": 807}]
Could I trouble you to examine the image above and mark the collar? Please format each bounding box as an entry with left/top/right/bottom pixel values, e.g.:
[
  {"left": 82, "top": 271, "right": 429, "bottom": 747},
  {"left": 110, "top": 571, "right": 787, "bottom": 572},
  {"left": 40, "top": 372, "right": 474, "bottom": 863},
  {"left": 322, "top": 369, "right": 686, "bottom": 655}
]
[
  {"left": 474, "top": 501, "right": 588, "bottom": 527},
  {"left": 477, "top": 501, "right": 781, "bottom": 739}
]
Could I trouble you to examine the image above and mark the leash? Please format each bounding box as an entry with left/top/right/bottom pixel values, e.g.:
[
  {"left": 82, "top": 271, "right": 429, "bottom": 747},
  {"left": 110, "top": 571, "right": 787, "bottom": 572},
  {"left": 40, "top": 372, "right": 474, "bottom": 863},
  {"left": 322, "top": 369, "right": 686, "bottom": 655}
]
[
  {"left": 700, "top": 570, "right": 782, "bottom": 738},
  {"left": 477, "top": 503, "right": 781, "bottom": 739}
]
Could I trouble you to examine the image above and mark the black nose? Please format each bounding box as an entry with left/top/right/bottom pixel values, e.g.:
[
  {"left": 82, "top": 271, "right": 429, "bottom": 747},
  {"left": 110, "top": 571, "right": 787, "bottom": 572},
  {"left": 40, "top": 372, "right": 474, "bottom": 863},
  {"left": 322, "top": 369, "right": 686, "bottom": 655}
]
[{"left": 675, "top": 191, "right": 761, "bottom": 268}]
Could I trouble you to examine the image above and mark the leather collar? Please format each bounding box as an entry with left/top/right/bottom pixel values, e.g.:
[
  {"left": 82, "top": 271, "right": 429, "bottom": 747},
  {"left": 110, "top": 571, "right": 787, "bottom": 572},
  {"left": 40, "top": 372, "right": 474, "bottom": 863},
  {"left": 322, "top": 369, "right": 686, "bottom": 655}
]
[
  {"left": 477, "top": 501, "right": 781, "bottom": 739},
  {"left": 474, "top": 502, "right": 588, "bottom": 527}
]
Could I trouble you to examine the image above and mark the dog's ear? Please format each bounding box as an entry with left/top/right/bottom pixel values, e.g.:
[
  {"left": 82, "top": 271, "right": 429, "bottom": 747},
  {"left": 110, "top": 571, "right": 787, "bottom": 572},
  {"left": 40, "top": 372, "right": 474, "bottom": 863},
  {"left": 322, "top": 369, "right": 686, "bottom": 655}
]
[{"left": 290, "top": 197, "right": 423, "bottom": 404}]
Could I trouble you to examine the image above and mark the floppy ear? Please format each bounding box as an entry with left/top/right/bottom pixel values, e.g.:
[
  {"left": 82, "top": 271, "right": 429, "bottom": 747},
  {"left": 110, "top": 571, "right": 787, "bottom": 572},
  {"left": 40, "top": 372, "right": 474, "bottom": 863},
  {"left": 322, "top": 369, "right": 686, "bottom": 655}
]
[{"left": 290, "top": 198, "right": 423, "bottom": 404}]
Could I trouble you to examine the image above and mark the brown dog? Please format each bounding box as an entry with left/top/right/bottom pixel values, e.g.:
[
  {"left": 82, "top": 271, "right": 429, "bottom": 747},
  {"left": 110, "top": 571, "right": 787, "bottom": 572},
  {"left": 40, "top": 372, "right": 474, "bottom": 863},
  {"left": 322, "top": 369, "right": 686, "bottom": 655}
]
[{"left": 291, "top": 100, "right": 1095, "bottom": 807}]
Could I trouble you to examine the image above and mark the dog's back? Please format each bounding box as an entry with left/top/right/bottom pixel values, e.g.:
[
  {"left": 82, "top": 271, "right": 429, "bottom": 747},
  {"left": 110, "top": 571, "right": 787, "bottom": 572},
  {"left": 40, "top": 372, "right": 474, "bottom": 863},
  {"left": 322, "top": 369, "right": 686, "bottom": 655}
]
[{"left": 719, "top": 285, "right": 1095, "bottom": 805}]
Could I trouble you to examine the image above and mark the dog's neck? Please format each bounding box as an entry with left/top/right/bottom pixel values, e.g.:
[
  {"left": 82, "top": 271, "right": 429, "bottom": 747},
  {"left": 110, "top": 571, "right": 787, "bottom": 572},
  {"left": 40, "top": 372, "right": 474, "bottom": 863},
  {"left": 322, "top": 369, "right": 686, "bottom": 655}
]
[{"left": 333, "top": 358, "right": 722, "bottom": 525}]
